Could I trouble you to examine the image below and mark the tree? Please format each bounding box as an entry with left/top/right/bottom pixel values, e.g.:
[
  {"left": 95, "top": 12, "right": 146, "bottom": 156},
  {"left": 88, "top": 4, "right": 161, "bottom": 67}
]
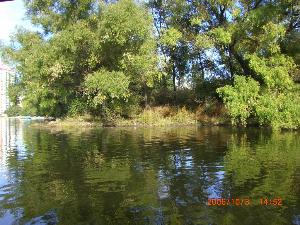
[
  {"left": 2, "top": 0, "right": 299, "bottom": 129},
  {"left": 3, "top": 0, "right": 158, "bottom": 117},
  {"left": 148, "top": 0, "right": 299, "bottom": 105},
  {"left": 211, "top": 0, "right": 300, "bottom": 129}
]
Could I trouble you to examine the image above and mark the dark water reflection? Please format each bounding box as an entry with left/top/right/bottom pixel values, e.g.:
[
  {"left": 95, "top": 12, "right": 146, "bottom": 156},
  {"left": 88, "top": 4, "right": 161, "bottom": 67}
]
[{"left": 0, "top": 118, "right": 299, "bottom": 225}]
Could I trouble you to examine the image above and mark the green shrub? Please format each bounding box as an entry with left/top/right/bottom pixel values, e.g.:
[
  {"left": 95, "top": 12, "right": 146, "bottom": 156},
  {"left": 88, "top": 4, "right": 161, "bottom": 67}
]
[
  {"left": 255, "top": 92, "right": 300, "bottom": 129},
  {"left": 122, "top": 106, "right": 197, "bottom": 126},
  {"left": 5, "top": 105, "right": 22, "bottom": 116},
  {"left": 171, "top": 107, "right": 195, "bottom": 124},
  {"left": 68, "top": 98, "right": 89, "bottom": 116},
  {"left": 217, "top": 75, "right": 300, "bottom": 129},
  {"left": 217, "top": 76, "right": 260, "bottom": 126}
]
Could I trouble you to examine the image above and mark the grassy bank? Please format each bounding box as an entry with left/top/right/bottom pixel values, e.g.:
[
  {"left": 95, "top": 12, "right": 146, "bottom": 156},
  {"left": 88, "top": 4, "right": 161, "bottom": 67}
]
[{"left": 33, "top": 104, "right": 229, "bottom": 129}]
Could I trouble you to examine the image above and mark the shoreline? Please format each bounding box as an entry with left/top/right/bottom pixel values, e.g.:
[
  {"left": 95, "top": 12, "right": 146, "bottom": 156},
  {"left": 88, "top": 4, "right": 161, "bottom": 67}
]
[
  {"left": 7, "top": 107, "right": 299, "bottom": 131},
  {"left": 28, "top": 116, "right": 300, "bottom": 131},
  {"left": 28, "top": 116, "right": 231, "bottom": 130},
  {"left": 26, "top": 106, "right": 229, "bottom": 129}
]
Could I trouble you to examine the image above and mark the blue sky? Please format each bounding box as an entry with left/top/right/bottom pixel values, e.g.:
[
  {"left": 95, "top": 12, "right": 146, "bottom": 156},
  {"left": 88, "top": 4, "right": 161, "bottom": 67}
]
[{"left": 0, "top": 0, "right": 32, "bottom": 44}]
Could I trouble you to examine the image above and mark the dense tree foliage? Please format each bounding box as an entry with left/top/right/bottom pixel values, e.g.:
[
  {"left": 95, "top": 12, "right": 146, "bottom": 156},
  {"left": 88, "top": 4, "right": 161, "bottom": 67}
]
[
  {"left": 4, "top": 0, "right": 158, "bottom": 117},
  {"left": 149, "top": 0, "right": 300, "bottom": 129},
  {"left": 2, "top": 0, "right": 300, "bottom": 129}
]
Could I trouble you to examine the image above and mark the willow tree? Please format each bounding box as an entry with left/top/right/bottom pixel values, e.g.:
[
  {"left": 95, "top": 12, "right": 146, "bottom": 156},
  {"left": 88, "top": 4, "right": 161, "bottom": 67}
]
[
  {"left": 4, "top": 0, "right": 158, "bottom": 117},
  {"left": 214, "top": 0, "right": 300, "bottom": 129},
  {"left": 148, "top": 0, "right": 299, "bottom": 128}
]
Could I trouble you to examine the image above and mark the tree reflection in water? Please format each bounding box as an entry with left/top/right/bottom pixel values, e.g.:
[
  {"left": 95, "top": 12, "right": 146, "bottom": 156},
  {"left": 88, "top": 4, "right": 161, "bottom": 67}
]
[{"left": 0, "top": 119, "right": 299, "bottom": 224}]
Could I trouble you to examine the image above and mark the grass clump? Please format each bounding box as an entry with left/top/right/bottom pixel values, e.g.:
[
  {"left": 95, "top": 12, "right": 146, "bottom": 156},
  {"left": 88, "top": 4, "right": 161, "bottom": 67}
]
[
  {"left": 34, "top": 102, "right": 229, "bottom": 129},
  {"left": 117, "top": 106, "right": 196, "bottom": 126},
  {"left": 195, "top": 100, "right": 229, "bottom": 125},
  {"left": 44, "top": 114, "right": 103, "bottom": 129}
]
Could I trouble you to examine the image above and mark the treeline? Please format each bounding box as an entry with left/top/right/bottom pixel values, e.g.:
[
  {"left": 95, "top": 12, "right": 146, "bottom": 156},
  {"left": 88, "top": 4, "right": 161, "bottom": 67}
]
[{"left": 2, "top": 0, "right": 300, "bottom": 129}]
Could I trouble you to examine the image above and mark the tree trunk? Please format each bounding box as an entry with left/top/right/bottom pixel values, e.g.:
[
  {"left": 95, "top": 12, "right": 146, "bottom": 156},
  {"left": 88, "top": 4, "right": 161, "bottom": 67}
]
[{"left": 172, "top": 63, "right": 176, "bottom": 92}]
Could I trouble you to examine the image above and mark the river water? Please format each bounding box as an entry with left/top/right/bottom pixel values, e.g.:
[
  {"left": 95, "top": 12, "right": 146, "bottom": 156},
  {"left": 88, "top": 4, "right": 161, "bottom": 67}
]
[{"left": 0, "top": 118, "right": 299, "bottom": 225}]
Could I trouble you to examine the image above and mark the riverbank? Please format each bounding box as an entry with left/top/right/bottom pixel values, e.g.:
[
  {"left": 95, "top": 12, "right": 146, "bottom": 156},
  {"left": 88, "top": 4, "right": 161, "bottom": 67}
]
[{"left": 30, "top": 106, "right": 230, "bottom": 129}]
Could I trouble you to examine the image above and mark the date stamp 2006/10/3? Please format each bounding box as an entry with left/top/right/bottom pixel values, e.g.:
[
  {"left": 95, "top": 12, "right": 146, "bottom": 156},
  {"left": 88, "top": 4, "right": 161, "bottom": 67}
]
[{"left": 207, "top": 197, "right": 283, "bottom": 206}]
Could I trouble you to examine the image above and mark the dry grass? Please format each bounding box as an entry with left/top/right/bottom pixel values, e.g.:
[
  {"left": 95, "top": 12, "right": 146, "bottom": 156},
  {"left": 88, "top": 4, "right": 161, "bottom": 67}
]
[
  {"left": 195, "top": 102, "right": 229, "bottom": 125},
  {"left": 116, "top": 106, "right": 196, "bottom": 127},
  {"left": 31, "top": 104, "right": 229, "bottom": 129}
]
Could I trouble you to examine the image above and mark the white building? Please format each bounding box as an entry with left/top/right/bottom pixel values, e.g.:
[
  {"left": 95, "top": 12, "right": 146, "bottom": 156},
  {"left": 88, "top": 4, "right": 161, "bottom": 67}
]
[{"left": 0, "top": 62, "right": 15, "bottom": 115}]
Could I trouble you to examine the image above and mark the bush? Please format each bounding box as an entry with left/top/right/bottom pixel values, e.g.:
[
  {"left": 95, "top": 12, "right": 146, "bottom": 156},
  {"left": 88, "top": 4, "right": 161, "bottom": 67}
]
[
  {"left": 171, "top": 107, "right": 195, "bottom": 124},
  {"left": 255, "top": 92, "right": 300, "bottom": 129},
  {"left": 217, "top": 76, "right": 260, "bottom": 126},
  {"left": 217, "top": 75, "right": 300, "bottom": 129},
  {"left": 116, "top": 106, "right": 196, "bottom": 126},
  {"left": 152, "top": 88, "right": 197, "bottom": 107},
  {"left": 5, "top": 105, "right": 22, "bottom": 116},
  {"left": 68, "top": 98, "right": 89, "bottom": 116}
]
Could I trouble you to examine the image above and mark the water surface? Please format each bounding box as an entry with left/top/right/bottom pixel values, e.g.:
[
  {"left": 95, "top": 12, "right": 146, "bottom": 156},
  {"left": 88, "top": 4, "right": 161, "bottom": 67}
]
[{"left": 0, "top": 118, "right": 299, "bottom": 225}]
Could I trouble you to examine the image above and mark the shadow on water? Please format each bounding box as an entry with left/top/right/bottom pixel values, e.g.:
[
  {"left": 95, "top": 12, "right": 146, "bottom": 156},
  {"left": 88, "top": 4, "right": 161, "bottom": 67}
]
[{"left": 0, "top": 118, "right": 299, "bottom": 225}]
